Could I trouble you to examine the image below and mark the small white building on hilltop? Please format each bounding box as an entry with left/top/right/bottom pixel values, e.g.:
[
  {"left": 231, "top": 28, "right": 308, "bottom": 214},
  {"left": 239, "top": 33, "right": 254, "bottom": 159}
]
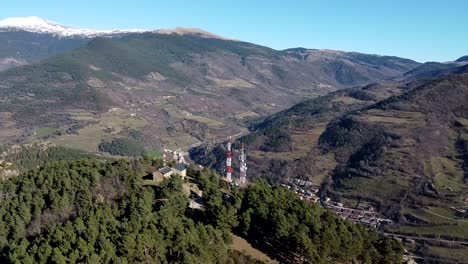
[
  {"left": 172, "top": 163, "right": 188, "bottom": 178},
  {"left": 158, "top": 166, "right": 173, "bottom": 178}
]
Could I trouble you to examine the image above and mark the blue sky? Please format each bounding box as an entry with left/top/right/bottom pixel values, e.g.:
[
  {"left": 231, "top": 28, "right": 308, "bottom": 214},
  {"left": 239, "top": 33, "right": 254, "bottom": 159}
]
[{"left": 1, "top": 0, "right": 467, "bottom": 62}]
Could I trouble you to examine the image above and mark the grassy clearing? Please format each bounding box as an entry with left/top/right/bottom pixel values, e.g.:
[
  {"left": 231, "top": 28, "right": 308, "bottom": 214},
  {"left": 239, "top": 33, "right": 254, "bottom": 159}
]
[
  {"left": 206, "top": 76, "right": 254, "bottom": 88},
  {"left": 426, "top": 246, "right": 468, "bottom": 262},
  {"left": 309, "top": 153, "right": 337, "bottom": 186},
  {"left": 434, "top": 173, "right": 465, "bottom": 193},
  {"left": 0, "top": 129, "right": 22, "bottom": 144},
  {"left": 234, "top": 111, "right": 261, "bottom": 120},
  {"left": 455, "top": 118, "right": 468, "bottom": 128},
  {"left": 0, "top": 128, "right": 21, "bottom": 139},
  {"left": 0, "top": 112, "right": 15, "bottom": 127},
  {"left": 162, "top": 104, "right": 182, "bottom": 118},
  {"left": 331, "top": 96, "right": 363, "bottom": 105},
  {"left": 395, "top": 221, "right": 468, "bottom": 239},
  {"left": 142, "top": 179, "right": 160, "bottom": 186},
  {"left": 51, "top": 108, "right": 147, "bottom": 152},
  {"left": 230, "top": 234, "right": 278, "bottom": 264},
  {"left": 402, "top": 208, "right": 452, "bottom": 225},
  {"left": 144, "top": 149, "right": 161, "bottom": 158},
  {"left": 425, "top": 157, "right": 467, "bottom": 198},
  {"left": 67, "top": 110, "right": 97, "bottom": 121},
  {"left": 360, "top": 109, "right": 424, "bottom": 125},
  {"left": 249, "top": 124, "right": 334, "bottom": 187},
  {"left": 36, "top": 127, "right": 60, "bottom": 137},
  {"left": 153, "top": 98, "right": 170, "bottom": 106},
  {"left": 0, "top": 112, "right": 21, "bottom": 143},
  {"left": 291, "top": 126, "right": 326, "bottom": 150},
  {"left": 162, "top": 135, "right": 200, "bottom": 151},
  {"left": 339, "top": 175, "right": 406, "bottom": 198},
  {"left": 249, "top": 150, "right": 303, "bottom": 160},
  {"left": 184, "top": 115, "right": 225, "bottom": 128},
  {"left": 360, "top": 115, "right": 421, "bottom": 124},
  {"left": 253, "top": 104, "right": 275, "bottom": 113},
  {"left": 161, "top": 102, "right": 226, "bottom": 128},
  {"left": 51, "top": 125, "right": 106, "bottom": 152},
  {"left": 427, "top": 207, "right": 463, "bottom": 220},
  {"left": 250, "top": 125, "right": 326, "bottom": 161},
  {"left": 366, "top": 109, "right": 425, "bottom": 119}
]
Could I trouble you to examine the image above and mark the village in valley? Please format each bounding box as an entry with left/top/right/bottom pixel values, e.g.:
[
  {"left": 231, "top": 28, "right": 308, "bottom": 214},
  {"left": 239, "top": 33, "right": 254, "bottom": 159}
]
[{"left": 280, "top": 178, "right": 393, "bottom": 230}]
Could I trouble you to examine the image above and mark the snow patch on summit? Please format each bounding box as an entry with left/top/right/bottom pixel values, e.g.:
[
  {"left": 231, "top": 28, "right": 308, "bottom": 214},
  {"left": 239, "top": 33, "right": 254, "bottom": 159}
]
[
  {"left": 0, "top": 16, "right": 146, "bottom": 37},
  {"left": 0, "top": 16, "right": 231, "bottom": 40}
]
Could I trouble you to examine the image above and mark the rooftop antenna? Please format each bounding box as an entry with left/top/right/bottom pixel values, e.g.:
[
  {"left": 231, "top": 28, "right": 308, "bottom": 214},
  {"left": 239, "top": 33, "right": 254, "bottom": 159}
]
[{"left": 176, "top": 148, "right": 182, "bottom": 163}]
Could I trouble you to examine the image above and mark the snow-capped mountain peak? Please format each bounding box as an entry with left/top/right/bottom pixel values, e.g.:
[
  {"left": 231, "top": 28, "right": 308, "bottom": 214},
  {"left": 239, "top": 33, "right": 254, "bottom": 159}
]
[
  {"left": 0, "top": 16, "right": 68, "bottom": 31},
  {"left": 0, "top": 16, "right": 229, "bottom": 40},
  {"left": 0, "top": 16, "right": 148, "bottom": 37}
]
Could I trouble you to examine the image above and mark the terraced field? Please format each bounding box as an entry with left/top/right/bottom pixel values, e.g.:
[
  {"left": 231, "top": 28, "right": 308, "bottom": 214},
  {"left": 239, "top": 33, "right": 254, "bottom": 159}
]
[
  {"left": 249, "top": 125, "right": 327, "bottom": 161},
  {"left": 184, "top": 115, "right": 225, "bottom": 128},
  {"left": 51, "top": 108, "right": 147, "bottom": 152},
  {"left": 0, "top": 112, "right": 22, "bottom": 144},
  {"left": 36, "top": 127, "right": 60, "bottom": 137},
  {"left": 234, "top": 111, "right": 261, "bottom": 120},
  {"left": 358, "top": 109, "right": 425, "bottom": 125},
  {"left": 66, "top": 110, "right": 98, "bottom": 121},
  {"left": 161, "top": 134, "right": 200, "bottom": 150},
  {"left": 425, "top": 246, "right": 468, "bottom": 262}
]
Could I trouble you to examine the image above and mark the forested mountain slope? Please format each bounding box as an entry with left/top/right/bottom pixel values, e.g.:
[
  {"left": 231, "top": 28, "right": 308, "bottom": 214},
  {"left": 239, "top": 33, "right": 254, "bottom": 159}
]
[
  {"left": 0, "top": 31, "right": 89, "bottom": 66},
  {"left": 319, "top": 73, "right": 468, "bottom": 215},
  {"left": 400, "top": 61, "right": 468, "bottom": 82},
  {"left": 0, "top": 33, "right": 419, "bottom": 151},
  {"left": 191, "top": 72, "right": 468, "bottom": 262},
  {"left": 0, "top": 157, "right": 403, "bottom": 263},
  {"left": 190, "top": 81, "right": 412, "bottom": 182}
]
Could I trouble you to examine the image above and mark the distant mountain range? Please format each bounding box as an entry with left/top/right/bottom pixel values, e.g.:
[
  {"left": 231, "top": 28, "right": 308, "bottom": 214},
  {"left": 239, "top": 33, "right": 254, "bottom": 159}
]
[
  {"left": 0, "top": 18, "right": 423, "bottom": 149},
  {"left": 1, "top": 17, "right": 466, "bottom": 153},
  {"left": 456, "top": 55, "right": 468, "bottom": 62},
  {"left": 0, "top": 16, "right": 227, "bottom": 38},
  {"left": 399, "top": 60, "right": 468, "bottom": 82},
  {"left": 1, "top": 16, "right": 468, "bottom": 262},
  {"left": 0, "top": 17, "right": 229, "bottom": 70}
]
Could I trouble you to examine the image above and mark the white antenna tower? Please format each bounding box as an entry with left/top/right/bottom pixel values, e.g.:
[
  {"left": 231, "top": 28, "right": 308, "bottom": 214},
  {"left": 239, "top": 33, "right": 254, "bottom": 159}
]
[
  {"left": 239, "top": 142, "right": 247, "bottom": 184},
  {"left": 226, "top": 136, "right": 232, "bottom": 182}
]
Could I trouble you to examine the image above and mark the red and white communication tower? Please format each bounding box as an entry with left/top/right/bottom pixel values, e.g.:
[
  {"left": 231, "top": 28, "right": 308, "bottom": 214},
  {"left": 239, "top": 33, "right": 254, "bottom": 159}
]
[
  {"left": 226, "top": 136, "right": 233, "bottom": 182},
  {"left": 239, "top": 143, "right": 247, "bottom": 184}
]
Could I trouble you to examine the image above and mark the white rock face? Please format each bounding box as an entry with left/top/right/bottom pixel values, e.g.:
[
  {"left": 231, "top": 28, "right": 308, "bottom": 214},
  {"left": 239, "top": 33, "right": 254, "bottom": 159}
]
[{"left": 0, "top": 16, "right": 229, "bottom": 39}]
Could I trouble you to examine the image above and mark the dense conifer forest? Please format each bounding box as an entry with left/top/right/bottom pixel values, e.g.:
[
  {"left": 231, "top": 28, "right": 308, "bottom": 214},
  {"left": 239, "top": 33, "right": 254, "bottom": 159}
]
[{"left": 0, "top": 154, "right": 403, "bottom": 263}]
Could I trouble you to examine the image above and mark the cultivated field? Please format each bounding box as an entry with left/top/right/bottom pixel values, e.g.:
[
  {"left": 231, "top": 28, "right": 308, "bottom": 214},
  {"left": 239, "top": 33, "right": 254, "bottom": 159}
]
[{"left": 51, "top": 108, "right": 147, "bottom": 152}]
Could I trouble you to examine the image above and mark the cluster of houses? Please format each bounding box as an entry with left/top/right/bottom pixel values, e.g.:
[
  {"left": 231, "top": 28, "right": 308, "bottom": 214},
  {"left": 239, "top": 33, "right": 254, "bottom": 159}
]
[
  {"left": 146, "top": 148, "right": 191, "bottom": 182},
  {"left": 149, "top": 163, "right": 188, "bottom": 181},
  {"left": 279, "top": 178, "right": 392, "bottom": 230},
  {"left": 281, "top": 178, "right": 320, "bottom": 203},
  {"left": 322, "top": 199, "right": 392, "bottom": 229}
]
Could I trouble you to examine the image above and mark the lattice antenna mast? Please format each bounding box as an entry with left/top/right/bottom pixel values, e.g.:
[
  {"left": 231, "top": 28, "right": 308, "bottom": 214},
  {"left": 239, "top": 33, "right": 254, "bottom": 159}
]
[
  {"left": 226, "top": 136, "right": 233, "bottom": 182},
  {"left": 239, "top": 142, "right": 247, "bottom": 184}
]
